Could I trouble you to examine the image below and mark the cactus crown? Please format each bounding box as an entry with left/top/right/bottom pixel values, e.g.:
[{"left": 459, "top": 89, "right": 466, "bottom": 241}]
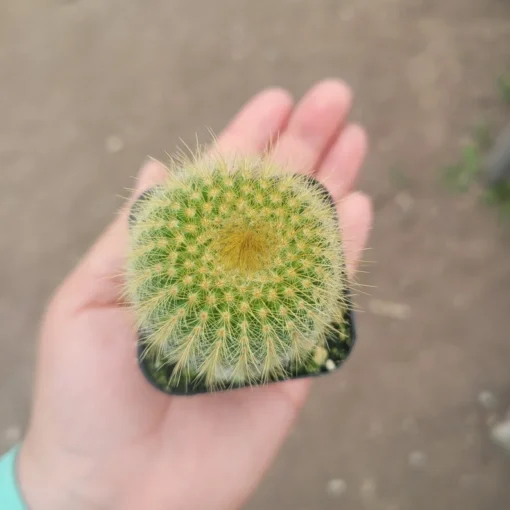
[{"left": 125, "top": 152, "right": 350, "bottom": 390}]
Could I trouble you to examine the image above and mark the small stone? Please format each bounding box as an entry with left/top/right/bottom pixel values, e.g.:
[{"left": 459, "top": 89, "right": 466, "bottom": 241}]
[
  {"left": 478, "top": 391, "right": 497, "bottom": 410},
  {"left": 4, "top": 427, "right": 21, "bottom": 443},
  {"left": 368, "top": 299, "right": 411, "bottom": 320},
  {"left": 408, "top": 450, "right": 427, "bottom": 468},
  {"left": 105, "top": 135, "right": 124, "bottom": 153},
  {"left": 360, "top": 478, "right": 376, "bottom": 497},
  {"left": 490, "top": 419, "right": 510, "bottom": 453},
  {"left": 327, "top": 478, "right": 347, "bottom": 497},
  {"left": 325, "top": 359, "right": 336, "bottom": 371},
  {"left": 394, "top": 192, "right": 415, "bottom": 213}
]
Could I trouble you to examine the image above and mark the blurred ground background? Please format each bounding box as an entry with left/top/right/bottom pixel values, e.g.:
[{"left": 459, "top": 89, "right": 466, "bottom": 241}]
[{"left": 2, "top": 1, "right": 510, "bottom": 509}]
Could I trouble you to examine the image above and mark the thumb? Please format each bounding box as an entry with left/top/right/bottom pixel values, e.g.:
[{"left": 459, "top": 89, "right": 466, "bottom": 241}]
[{"left": 55, "top": 160, "right": 168, "bottom": 312}]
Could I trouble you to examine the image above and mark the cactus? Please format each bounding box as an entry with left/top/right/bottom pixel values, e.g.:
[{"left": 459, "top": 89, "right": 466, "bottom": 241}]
[{"left": 125, "top": 151, "right": 355, "bottom": 393}]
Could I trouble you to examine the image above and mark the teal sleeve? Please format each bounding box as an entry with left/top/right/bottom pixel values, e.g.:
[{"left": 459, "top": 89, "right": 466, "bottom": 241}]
[{"left": 0, "top": 445, "right": 27, "bottom": 510}]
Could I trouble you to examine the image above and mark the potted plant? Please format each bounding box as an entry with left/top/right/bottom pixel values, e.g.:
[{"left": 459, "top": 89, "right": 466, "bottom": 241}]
[{"left": 125, "top": 151, "right": 357, "bottom": 395}]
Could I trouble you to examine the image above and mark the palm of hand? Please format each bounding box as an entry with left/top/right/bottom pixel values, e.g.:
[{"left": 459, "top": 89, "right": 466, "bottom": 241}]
[{"left": 19, "top": 81, "right": 371, "bottom": 510}]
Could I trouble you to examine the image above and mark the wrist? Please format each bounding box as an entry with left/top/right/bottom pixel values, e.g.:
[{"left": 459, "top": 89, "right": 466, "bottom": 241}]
[
  {"left": 0, "top": 445, "right": 27, "bottom": 509},
  {"left": 16, "top": 436, "right": 135, "bottom": 510},
  {"left": 16, "top": 441, "right": 68, "bottom": 510},
  {"left": 16, "top": 440, "right": 96, "bottom": 510}
]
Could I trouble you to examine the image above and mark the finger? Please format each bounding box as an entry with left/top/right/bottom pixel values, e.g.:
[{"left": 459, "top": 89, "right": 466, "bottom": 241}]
[
  {"left": 88, "top": 88, "right": 293, "bottom": 272},
  {"left": 130, "top": 158, "right": 171, "bottom": 200},
  {"left": 279, "top": 194, "right": 372, "bottom": 411},
  {"left": 336, "top": 191, "right": 373, "bottom": 276},
  {"left": 57, "top": 160, "right": 168, "bottom": 311},
  {"left": 62, "top": 90, "right": 294, "bottom": 309},
  {"left": 316, "top": 124, "right": 368, "bottom": 201},
  {"left": 213, "top": 88, "right": 293, "bottom": 155},
  {"left": 88, "top": 88, "right": 293, "bottom": 277},
  {"left": 270, "top": 80, "right": 352, "bottom": 175}
]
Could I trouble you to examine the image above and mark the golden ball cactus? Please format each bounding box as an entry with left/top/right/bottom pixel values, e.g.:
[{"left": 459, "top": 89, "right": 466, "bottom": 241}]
[{"left": 125, "top": 151, "right": 356, "bottom": 394}]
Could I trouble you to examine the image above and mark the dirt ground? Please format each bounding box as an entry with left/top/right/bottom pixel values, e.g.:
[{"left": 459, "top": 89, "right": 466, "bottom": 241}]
[{"left": 2, "top": 1, "right": 510, "bottom": 509}]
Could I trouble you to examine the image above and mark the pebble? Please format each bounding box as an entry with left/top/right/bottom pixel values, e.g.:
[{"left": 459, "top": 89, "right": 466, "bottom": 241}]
[
  {"left": 394, "top": 191, "right": 415, "bottom": 213},
  {"left": 408, "top": 450, "right": 427, "bottom": 469},
  {"left": 327, "top": 478, "right": 347, "bottom": 497},
  {"left": 491, "top": 419, "right": 510, "bottom": 453},
  {"left": 477, "top": 391, "right": 497, "bottom": 410},
  {"left": 360, "top": 478, "right": 376, "bottom": 497},
  {"left": 105, "top": 135, "right": 124, "bottom": 153},
  {"left": 325, "top": 359, "right": 336, "bottom": 371},
  {"left": 368, "top": 299, "right": 411, "bottom": 320}
]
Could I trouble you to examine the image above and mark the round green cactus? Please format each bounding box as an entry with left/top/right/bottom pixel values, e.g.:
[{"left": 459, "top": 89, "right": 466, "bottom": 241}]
[{"left": 125, "top": 152, "right": 353, "bottom": 392}]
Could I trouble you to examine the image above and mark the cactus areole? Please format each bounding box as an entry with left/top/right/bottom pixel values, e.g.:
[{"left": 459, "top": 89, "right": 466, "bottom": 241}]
[{"left": 125, "top": 153, "right": 357, "bottom": 395}]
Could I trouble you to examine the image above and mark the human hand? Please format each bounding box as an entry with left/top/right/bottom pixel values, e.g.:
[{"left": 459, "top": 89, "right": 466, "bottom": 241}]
[{"left": 17, "top": 80, "right": 372, "bottom": 510}]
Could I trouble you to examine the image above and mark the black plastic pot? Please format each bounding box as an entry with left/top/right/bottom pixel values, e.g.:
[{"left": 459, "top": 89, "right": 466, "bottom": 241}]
[{"left": 129, "top": 176, "right": 358, "bottom": 395}]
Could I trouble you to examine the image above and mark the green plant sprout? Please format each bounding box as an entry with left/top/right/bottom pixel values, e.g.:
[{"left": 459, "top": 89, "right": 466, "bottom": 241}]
[
  {"left": 124, "top": 150, "right": 356, "bottom": 394},
  {"left": 497, "top": 70, "right": 510, "bottom": 105},
  {"left": 442, "top": 143, "right": 481, "bottom": 192}
]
